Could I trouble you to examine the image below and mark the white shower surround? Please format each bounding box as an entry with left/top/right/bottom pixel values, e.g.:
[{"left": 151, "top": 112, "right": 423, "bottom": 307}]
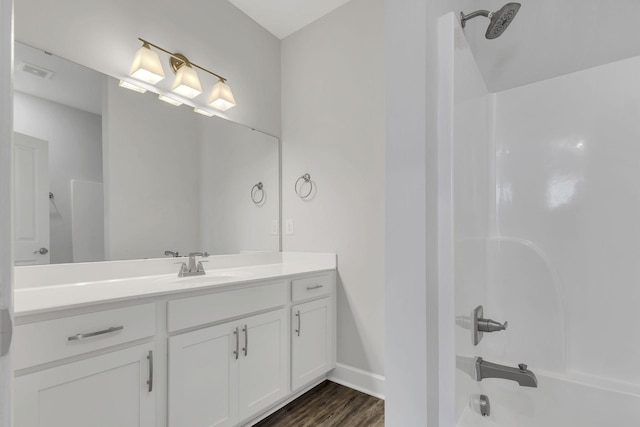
[{"left": 440, "top": 11, "right": 640, "bottom": 425}]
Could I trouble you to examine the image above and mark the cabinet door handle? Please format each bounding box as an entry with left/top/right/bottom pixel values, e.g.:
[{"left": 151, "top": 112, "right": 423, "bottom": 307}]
[
  {"left": 306, "top": 284, "right": 323, "bottom": 291},
  {"left": 295, "top": 311, "right": 301, "bottom": 336},
  {"left": 233, "top": 327, "right": 239, "bottom": 359},
  {"left": 67, "top": 325, "right": 124, "bottom": 341},
  {"left": 242, "top": 325, "right": 248, "bottom": 357},
  {"left": 146, "top": 350, "right": 153, "bottom": 392}
]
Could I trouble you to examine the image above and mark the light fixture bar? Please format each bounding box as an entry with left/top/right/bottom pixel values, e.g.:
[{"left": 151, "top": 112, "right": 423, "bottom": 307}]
[{"left": 138, "top": 38, "right": 227, "bottom": 82}]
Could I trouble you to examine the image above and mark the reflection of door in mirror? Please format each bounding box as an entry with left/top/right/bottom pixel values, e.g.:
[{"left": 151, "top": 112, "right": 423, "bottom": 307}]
[
  {"left": 13, "top": 132, "right": 49, "bottom": 265},
  {"left": 14, "top": 42, "right": 104, "bottom": 265}
]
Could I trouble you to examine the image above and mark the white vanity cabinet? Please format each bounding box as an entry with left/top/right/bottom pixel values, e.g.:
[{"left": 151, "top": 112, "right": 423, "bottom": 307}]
[
  {"left": 168, "top": 282, "right": 289, "bottom": 427},
  {"left": 15, "top": 343, "right": 156, "bottom": 427},
  {"left": 13, "top": 304, "right": 157, "bottom": 427},
  {"left": 290, "top": 274, "right": 335, "bottom": 391},
  {"left": 168, "top": 309, "right": 288, "bottom": 427},
  {"left": 14, "top": 262, "right": 337, "bottom": 427},
  {"left": 168, "top": 320, "right": 240, "bottom": 427}
]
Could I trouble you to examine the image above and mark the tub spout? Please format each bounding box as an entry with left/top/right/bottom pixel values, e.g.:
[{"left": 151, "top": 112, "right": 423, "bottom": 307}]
[{"left": 475, "top": 357, "right": 538, "bottom": 387}]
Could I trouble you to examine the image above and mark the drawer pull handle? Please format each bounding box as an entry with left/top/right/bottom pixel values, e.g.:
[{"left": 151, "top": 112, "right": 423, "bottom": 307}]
[
  {"left": 242, "top": 325, "right": 248, "bottom": 357},
  {"left": 306, "top": 284, "right": 323, "bottom": 291},
  {"left": 67, "top": 325, "right": 124, "bottom": 341},
  {"left": 233, "top": 327, "right": 239, "bottom": 359},
  {"left": 295, "top": 311, "right": 301, "bottom": 336},
  {"left": 147, "top": 350, "right": 153, "bottom": 392}
]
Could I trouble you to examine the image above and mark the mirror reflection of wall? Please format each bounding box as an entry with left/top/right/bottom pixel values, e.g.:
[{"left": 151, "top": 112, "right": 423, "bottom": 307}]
[{"left": 13, "top": 42, "right": 280, "bottom": 265}]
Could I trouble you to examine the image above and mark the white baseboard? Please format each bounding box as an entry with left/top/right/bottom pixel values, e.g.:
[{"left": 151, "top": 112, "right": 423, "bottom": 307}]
[
  {"left": 243, "top": 377, "right": 327, "bottom": 426},
  {"left": 328, "top": 363, "right": 385, "bottom": 399}
]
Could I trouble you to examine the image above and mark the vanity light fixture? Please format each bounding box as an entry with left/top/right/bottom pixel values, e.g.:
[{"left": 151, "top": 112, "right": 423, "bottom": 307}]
[
  {"left": 158, "top": 94, "right": 183, "bottom": 106},
  {"left": 129, "top": 42, "right": 165, "bottom": 84},
  {"left": 129, "top": 38, "right": 236, "bottom": 111},
  {"left": 208, "top": 80, "right": 236, "bottom": 111},
  {"left": 193, "top": 107, "right": 215, "bottom": 117},
  {"left": 170, "top": 54, "right": 202, "bottom": 99},
  {"left": 118, "top": 80, "right": 147, "bottom": 93}
]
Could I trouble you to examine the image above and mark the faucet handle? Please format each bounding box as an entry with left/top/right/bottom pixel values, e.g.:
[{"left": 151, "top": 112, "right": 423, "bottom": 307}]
[
  {"left": 518, "top": 364, "right": 528, "bottom": 372},
  {"left": 196, "top": 260, "right": 208, "bottom": 273},
  {"left": 477, "top": 318, "right": 508, "bottom": 333},
  {"left": 174, "top": 262, "right": 188, "bottom": 277}
]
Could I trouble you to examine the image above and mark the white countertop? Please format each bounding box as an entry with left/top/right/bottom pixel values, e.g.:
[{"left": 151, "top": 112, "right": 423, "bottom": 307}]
[{"left": 14, "top": 252, "right": 336, "bottom": 316}]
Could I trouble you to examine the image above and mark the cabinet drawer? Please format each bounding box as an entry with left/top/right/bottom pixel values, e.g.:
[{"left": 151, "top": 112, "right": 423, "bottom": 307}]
[
  {"left": 168, "top": 281, "right": 287, "bottom": 332},
  {"left": 291, "top": 274, "right": 332, "bottom": 302},
  {"left": 14, "top": 303, "right": 156, "bottom": 370}
]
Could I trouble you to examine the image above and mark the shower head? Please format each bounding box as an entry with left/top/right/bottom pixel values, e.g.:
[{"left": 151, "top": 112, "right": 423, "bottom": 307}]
[{"left": 460, "top": 3, "right": 521, "bottom": 39}]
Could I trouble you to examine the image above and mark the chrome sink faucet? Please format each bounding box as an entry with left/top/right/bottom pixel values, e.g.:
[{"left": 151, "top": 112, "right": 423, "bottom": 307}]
[{"left": 177, "top": 252, "right": 210, "bottom": 277}]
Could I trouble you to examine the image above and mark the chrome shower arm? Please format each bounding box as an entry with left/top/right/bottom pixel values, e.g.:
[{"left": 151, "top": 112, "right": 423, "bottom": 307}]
[{"left": 460, "top": 10, "right": 491, "bottom": 28}]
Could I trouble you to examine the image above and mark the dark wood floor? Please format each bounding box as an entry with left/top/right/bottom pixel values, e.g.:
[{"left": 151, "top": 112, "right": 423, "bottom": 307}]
[{"left": 254, "top": 381, "right": 384, "bottom": 427}]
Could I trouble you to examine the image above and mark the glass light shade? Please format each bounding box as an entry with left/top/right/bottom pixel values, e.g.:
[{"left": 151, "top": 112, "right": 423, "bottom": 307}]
[
  {"left": 129, "top": 45, "right": 165, "bottom": 84},
  {"left": 194, "top": 107, "right": 215, "bottom": 117},
  {"left": 118, "top": 80, "right": 147, "bottom": 93},
  {"left": 208, "top": 80, "right": 236, "bottom": 111},
  {"left": 171, "top": 65, "right": 202, "bottom": 99},
  {"left": 158, "top": 94, "right": 183, "bottom": 106}
]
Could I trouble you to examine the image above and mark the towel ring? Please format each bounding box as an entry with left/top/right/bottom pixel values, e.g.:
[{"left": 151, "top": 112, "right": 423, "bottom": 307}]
[
  {"left": 295, "top": 173, "right": 313, "bottom": 199},
  {"left": 251, "top": 182, "right": 264, "bottom": 204}
]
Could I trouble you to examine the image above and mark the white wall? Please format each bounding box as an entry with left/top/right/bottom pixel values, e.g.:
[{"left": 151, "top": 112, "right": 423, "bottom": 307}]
[
  {"left": 14, "top": 0, "right": 281, "bottom": 136},
  {"left": 494, "top": 56, "right": 640, "bottom": 388},
  {"left": 281, "top": 0, "right": 385, "bottom": 393},
  {"left": 199, "top": 117, "right": 279, "bottom": 254},
  {"left": 13, "top": 91, "right": 103, "bottom": 264},
  {"left": 384, "top": 0, "right": 429, "bottom": 423},
  {"left": 385, "top": 1, "right": 481, "bottom": 425}
]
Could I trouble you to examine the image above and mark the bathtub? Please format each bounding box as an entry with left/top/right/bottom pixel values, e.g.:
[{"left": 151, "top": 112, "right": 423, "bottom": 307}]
[{"left": 457, "top": 371, "right": 640, "bottom": 427}]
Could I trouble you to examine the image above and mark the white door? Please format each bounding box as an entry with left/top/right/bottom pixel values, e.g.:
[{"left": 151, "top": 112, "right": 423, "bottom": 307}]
[
  {"left": 168, "top": 321, "right": 239, "bottom": 427},
  {"left": 13, "top": 132, "right": 49, "bottom": 265},
  {"left": 238, "top": 309, "right": 288, "bottom": 422},
  {"left": 14, "top": 343, "right": 156, "bottom": 427},
  {"left": 291, "top": 298, "right": 333, "bottom": 391}
]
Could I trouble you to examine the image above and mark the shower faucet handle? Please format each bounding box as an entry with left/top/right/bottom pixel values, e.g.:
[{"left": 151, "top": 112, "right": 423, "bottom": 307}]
[
  {"left": 472, "top": 305, "right": 508, "bottom": 345},
  {"left": 477, "top": 318, "right": 508, "bottom": 333}
]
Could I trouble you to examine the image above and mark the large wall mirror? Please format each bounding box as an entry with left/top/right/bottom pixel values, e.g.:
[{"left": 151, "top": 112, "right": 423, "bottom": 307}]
[{"left": 13, "top": 42, "right": 280, "bottom": 266}]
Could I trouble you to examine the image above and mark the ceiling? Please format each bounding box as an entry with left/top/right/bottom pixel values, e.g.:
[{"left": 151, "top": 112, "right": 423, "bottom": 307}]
[{"left": 227, "top": 0, "right": 352, "bottom": 39}]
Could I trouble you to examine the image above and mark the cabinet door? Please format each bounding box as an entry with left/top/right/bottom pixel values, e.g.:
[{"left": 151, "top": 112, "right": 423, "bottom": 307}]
[
  {"left": 14, "top": 343, "right": 155, "bottom": 427},
  {"left": 292, "top": 297, "right": 333, "bottom": 391},
  {"left": 169, "top": 321, "right": 239, "bottom": 427},
  {"left": 238, "top": 309, "right": 288, "bottom": 422}
]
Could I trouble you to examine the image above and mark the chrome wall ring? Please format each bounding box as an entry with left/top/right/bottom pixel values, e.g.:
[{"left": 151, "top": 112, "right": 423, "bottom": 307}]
[
  {"left": 251, "top": 182, "right": 264, "bottom": 204},
  {"left": 295, "top": 173, "right": 313, "bottom": 199}
]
